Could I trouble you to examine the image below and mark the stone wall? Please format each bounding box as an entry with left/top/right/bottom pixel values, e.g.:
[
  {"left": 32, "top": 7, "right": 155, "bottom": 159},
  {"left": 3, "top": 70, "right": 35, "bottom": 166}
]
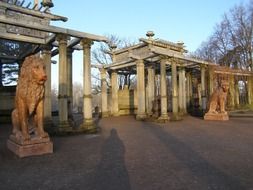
[{"left": 118, "top": 88, "right": 137, "bottom": 115}]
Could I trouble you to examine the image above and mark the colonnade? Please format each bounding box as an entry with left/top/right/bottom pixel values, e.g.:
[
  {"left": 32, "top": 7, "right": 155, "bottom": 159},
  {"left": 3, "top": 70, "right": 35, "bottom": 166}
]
[
  {"left": 100, "top": 58, "right": 211, "bottom": 121},
  {"left": 43, "top": 35, "right": 95, "bottom": 132},
  {"left": 42, "top": 40, "right": 253, "bottom": 127}
]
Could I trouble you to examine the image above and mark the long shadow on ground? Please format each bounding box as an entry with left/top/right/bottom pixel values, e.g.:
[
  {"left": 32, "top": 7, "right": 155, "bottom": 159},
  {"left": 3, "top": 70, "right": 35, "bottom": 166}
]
[
  {"left": 142, "top": 122, "right": 247, "bottom": 190},
  {"left": 88, "top": 128, "right": 131, "bottom": 190}
]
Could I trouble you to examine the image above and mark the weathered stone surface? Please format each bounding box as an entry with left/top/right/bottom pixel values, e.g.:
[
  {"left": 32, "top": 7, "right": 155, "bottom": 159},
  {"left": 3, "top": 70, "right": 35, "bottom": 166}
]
[
  {"left": 204, "top": 112, "right": 229, "bottom": 121},
  {"left": 7, "top": 136, "right": 53, "bottom": 158},
  {"left": 11, "top": 55, "right": 49, "bottom": 142}
]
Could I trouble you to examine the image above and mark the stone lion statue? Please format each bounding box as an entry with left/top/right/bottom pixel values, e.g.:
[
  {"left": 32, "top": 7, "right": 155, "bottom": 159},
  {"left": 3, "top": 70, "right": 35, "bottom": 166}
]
[
  {"left": 207, "top": 80, "right": 229, "bottom": 114},
  {"left": 11, "top": 55, "right": 48, "bottom": 142}
]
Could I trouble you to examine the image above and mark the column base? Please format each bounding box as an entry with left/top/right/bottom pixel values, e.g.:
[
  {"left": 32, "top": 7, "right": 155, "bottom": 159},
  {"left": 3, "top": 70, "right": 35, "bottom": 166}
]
[
  {"left": 179, "top": 109, "right": 187, "bottom": 116},
  {"left": 157, "top": 114, "right": 170, "bottom": 123},
  {"left": 58, "top": 121, "right": 73, "bottom": 133},
  {"left": 79, "top": 119, "right": 97, "bottom": 133},
  {"left": 111, "top": 112, "right": 120, "bottom": 117},
  {"left": 101, "top": 111, "right": 109, "bottom": 118},
  {"left": 147, "top": 111, "right": 153, "bottom": 117},
  {"left": 136, "top": 113, "right": 147, "bottom": 121},
  {"left": 170, "top": 113, "right": 182, "bottom": 121}
]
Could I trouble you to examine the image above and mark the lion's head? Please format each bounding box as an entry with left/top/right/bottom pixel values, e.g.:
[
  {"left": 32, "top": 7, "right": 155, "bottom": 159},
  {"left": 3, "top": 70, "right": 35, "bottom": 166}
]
[
  {"left": 19, "top": 55, "right": 47, "bottom": 85},
  {"left": 221, "top": 80, "right": 229, "bottom": 93}
]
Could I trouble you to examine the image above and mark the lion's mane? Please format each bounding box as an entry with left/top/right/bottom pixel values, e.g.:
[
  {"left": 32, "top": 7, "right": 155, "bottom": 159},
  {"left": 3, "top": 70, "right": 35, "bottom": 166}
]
[{"left": 15, "top": 55, "right": 45, "bottom": 115}]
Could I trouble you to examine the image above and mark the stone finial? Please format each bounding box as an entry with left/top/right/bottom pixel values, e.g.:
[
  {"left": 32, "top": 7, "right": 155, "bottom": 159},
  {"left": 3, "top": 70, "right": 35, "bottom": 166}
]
[
  {"left": 177, "top": 41, "right": 184, "bottom": 46},
  {"left": 41, "top": 0, "right": 54, "bottom": 8},
  {"left": 146, "top": 31, "right": 155, "bottom": 40}
]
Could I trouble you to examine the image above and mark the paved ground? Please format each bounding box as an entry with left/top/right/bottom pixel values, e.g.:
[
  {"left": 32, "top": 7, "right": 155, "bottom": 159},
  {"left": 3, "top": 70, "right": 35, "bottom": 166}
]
[{"left": 1, "top": 115, "right": 253, "bottom": 190}]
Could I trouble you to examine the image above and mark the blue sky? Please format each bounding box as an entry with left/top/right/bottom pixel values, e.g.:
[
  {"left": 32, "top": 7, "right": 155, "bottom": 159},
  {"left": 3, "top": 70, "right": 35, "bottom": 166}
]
[
  {"left": 51, "top": 0, "right": 246, "bottom": 51},
  {"left": 49, "top": 0, "right": 246, "bottom": 86}
]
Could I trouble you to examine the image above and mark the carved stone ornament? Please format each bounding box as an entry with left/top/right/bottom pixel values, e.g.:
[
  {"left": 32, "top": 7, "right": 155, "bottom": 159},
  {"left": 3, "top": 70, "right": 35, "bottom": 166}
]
[
  {"left": 7, "top": 55, "right": 53, "bottom": 157},
  {"left": 204, "top": 80, "right": 230, "bottom": 121}
]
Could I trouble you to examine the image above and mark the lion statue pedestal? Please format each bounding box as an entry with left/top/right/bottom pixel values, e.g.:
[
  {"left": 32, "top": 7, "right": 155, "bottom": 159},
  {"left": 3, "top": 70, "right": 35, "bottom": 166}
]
[
  {"left": 7, "top": 55, "right": 53, "bottom": 158},
  {"left": 204, "top": 80, "right": 229, "bottom": 121}
]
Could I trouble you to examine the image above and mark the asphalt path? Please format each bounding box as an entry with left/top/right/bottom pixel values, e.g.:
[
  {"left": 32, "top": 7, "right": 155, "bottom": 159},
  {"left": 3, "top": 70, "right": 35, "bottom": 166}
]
[{"left": 1, "top": 115, "right": 253, "bottom": 190}]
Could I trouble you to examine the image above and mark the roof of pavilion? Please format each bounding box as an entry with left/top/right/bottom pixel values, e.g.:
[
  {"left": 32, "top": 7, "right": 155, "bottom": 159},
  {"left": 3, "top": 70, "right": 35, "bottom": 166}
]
[
  {"left": 104, "top": 33, "right": 216, "bottom": 72},
  {"left": 0, "top": 0, "right": 108, "bottom": 63},
  {"left": 104, "top": 34, "right": 253, "bottom": 77}
]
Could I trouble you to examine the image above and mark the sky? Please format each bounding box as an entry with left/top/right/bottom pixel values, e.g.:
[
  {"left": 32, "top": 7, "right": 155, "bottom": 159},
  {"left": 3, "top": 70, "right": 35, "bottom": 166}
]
[{"left": 48, "top": 0, "right": 247, "bottom": 87}]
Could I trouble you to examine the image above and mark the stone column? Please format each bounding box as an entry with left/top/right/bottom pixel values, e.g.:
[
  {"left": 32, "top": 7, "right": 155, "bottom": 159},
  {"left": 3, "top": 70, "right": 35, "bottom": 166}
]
[
  {"left": 251, "top": 76, "right": 253, "bottom": 105},
  {"left": 147, "top": 66, "right": 155, "bottom": 116},
  {"left": 136, "top": 59, "right": 146, "bottom": 120},
  {"left": 235, "top": 79, "right": 240, "bottom": 107},
  {"left": 67, "top": 48, "right": 73, "bottom": 122},
  {"left": 57, "top": 34, "right": 71, "bottom": 131},
  {"left": 100, "top": 68, "right": 109, "bottom": 117},
  {"left": 178, "top": 67, "right": 183, "bottom": 113},
  {"left": 247, "top": 76, "right": 252, "bottom": 105},
  {"left": 159, "top": 59, "right": 169, "bottom": 121},
  {"left": 229, "top": 75, "right": 235, "bottom": 109},
  {"left": 186, "top": 72, "right": 191, "bottom": 108},
  {"left": 111, "top": 70, "right": 119, "bottom": 116},
  {"left": 201, "top": 65, "right": 207, "bottom": 111},
  {"left": 208, "top": 66, "right": 214, "bottom": 96},
  {"left": 42, "top": 46, "right": 53, "bottom": 129},
  {"left": 171, "top": 60, "right": 181, "bottom": 120},
  {"left": 182, "top": 67, "right": 186, "bottom": 113},
  {"left": 178, "top": 66, "right": 186, "bottom": 114},
  {"left": 80, "top": 39, "right": 95, "bottom": 130}
]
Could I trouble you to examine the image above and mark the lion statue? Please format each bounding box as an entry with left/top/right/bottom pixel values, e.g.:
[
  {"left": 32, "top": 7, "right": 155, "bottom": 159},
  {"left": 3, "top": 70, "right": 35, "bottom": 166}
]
[
  {"left": 207, "top": 80, "right": 229, "bottom": 114},
  {"left": 11, "top": 55, "right": 48, "bottom": 142}
]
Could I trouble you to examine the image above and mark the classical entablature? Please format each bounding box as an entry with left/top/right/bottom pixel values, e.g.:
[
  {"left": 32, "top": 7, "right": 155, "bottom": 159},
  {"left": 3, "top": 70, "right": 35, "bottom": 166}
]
[{"left": 104, "top": 33, "right": 214, "bottom": 73}]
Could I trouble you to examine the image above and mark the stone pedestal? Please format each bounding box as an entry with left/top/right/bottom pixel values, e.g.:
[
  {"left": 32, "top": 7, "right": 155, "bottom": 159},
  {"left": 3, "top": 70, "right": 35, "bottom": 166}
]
[
  {"left": 136, "top": 114, "right": 147, "bottom": 121},
  {"left": 7, "top": 135, "right": 53, "bottom": 158},
  {"left": 204, "top": 113, "right": 229, "bottom": 121},
  {"left": 78, "top": 119, "right": 97, "bottom": 133},
  {"left": 157, "top": 114, "right": 169, "bottom": 123}
]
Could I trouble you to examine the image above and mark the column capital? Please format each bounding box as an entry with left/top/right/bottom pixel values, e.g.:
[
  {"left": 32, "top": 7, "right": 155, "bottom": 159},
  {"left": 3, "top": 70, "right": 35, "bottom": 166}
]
[
  {"left": 56, "top": 34, "right": 68, "bottom": 45},
  {"left": 136, "top": 59, "right": 144, "bottom": 66},
  {"left": 147, "top": 65, "right": 154, "bottom": 70},
  {"left": 99, "top": 67, "right": 106, "bottom": 73},
  {"left": 178, "top": 65, "right": 185, "bottom": 71},
  {"left": 159, "top": 55, "right": 169, "bottom": 60},
  {"left": 160, "top": 58, "right": 169, "bottom": 64},
  {"left": 200, "top": 64, "right": 207, "bottom": 69},
  {"left": 186, "top": 72, "right": 191, "bottom": 77},
  {"left": 169, "top": 57, "right": 178, "bottom": 64},
  {"left": 81, "top": 38, "right": 94, "bottom": 48}
]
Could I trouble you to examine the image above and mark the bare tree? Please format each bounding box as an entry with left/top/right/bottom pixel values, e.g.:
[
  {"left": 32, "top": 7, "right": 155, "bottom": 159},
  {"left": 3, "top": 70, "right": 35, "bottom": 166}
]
[
  {"left": 194, "top": 0, "right": 253, "bottom": 70},
  {"left": 91, "top": 34, "right": 136, "bottom": 92}
]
